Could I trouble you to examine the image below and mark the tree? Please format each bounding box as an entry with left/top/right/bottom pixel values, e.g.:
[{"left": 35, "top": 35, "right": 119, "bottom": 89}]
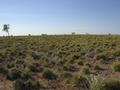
[
  {"left": 2, "top": 24, "right": 10, "bottom": 36},
  {"left": 72, "top": 32, "right": 76, "bottom": 35}
]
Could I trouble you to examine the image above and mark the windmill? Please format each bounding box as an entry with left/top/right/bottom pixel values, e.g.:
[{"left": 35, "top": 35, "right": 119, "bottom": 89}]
[{"left": 2, "top": 24, "right": 10, "bottom": 36}]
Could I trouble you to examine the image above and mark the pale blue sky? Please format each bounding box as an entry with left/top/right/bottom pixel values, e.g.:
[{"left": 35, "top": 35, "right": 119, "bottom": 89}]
[{"left": 0, "top": 0, "right": 120, "bottom": 35}]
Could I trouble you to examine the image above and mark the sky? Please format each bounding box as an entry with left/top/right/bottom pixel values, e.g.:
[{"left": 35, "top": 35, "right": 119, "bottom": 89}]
[{"left": 0, "top": 0, "right": 120, "bottom": 35}]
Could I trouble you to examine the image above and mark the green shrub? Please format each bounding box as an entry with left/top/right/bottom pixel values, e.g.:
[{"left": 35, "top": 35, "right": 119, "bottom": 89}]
[
  {"left": 73, "top": 75, "right": 90, "bottom": 89},
  {"left": 112, "top": 49, "right": 120, "bottom": 57},
  {"left": 72, "top": 54, "right": 80, "bottom": 60},
  {"left": 63, "top": 62, "right": 75, "bottom": 71},
  {"left": 78, "top": 60, "right": 84, "bottom": 65},
  {"left": 94, "top": 65, "right": 102, "bottom": 70},
  {"left": 7, "top": 68, "right": 21, "bottom": 80},
  {"left": 7, "top": 62, "right": 15, "bottom": 68},
  {"left": 14, "top": 79, "right": 40, "bottom": 90},
  {"left": 100, "top": 59, "right": 108, "bottom": 64},
  {"left": 89, "top": 75, "right": 104, "bottom": 90},
  {"left": 81, "top": 67, "right": 90, "bottom": 75},
  {"left": 15, "top": 59, "right": 25, "bottom": 65},
  {"left": 86, "top": 63, "right": 92, "bottom": 67},
  {"left": 24, "top": 79, "right": 40, "bottom": 90},
  {"left": 14, "top": 79, "right": 25, "bottom": 90},
  {"left": 31, "top": 51, "right": 40, "bottom": 60},
  {"left": 62, "top": 72, "right": 73, "bottom": 79},
  {"left": 88, "top": 76, "right": 120, "bottom": 90},
  {"left": 28, "top": 62, "right": 43, "bottom": 72},
  {"left": 0, "top": 66, "right": 8, "bottom": 74},
  {"left": 101, "top": 79, "right": 120, "bottom": 90},
  {"left": 61, "top": 72, "right": 73, "bottom": 84},
  {"left": 95, "top": 52, "right": 108, "bottom": 60},
  {"left": 29, "top": 64, "right": 38, "bottom": 72},
  {"left": 112, "top": 61, "right": 120, "bottom": 72},
  {"left": 42, "top": 69, "right": 57, "bottom": 80},
  {"left": 63, "top": 62, "right": 71, "bottom": 71},
  {"left": 21, "top": 70, "right": 32, "bottom": 80}
]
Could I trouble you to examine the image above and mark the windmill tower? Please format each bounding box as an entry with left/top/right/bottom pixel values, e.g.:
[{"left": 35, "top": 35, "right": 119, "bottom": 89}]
[{"left": 2, "top": 24, "right": 10, "bottom": 36}]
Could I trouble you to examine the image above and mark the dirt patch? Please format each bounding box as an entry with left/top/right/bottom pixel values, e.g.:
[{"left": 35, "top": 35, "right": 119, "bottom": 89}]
[{"left": 0, "top": 75, "right": 13, "bottom": 90}]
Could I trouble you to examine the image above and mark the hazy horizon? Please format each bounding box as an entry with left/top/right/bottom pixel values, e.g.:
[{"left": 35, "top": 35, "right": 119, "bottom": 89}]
[{"left": 0, "top": 0, "right": 120, "bottom": 36}]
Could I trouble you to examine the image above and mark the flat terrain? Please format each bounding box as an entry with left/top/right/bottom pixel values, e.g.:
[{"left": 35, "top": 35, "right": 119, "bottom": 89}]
[{"left": 0, "top": 35, "right": 120, "bottom": 90}]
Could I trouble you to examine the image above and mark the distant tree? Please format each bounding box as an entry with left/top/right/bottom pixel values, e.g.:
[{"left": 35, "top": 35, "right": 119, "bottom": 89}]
[
  {"left": 86, "top": 33, "right": 89, "bottom": 35},
  {"left": 28, "top": 34, "right": 31, "bottom": 36},
  {"left": 108, "top": 33, "right": 111, "bottom": 36},
  {"left": 41, "top": 34, "right": 47, "bottom": 36},
  {"left": 2, "top": 24, "right": 10, "bottom": 36},
  {"left": 72, "top": 32, "right": 76, "bottom": 35}
]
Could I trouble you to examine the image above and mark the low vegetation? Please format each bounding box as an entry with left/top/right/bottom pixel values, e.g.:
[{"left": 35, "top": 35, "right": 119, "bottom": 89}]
[
  {"left": 0, "top": 35, "right": 120, "bottom": 90},
  {"left": 112, "top": 61, "right": 120, "bottom": 72}
]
